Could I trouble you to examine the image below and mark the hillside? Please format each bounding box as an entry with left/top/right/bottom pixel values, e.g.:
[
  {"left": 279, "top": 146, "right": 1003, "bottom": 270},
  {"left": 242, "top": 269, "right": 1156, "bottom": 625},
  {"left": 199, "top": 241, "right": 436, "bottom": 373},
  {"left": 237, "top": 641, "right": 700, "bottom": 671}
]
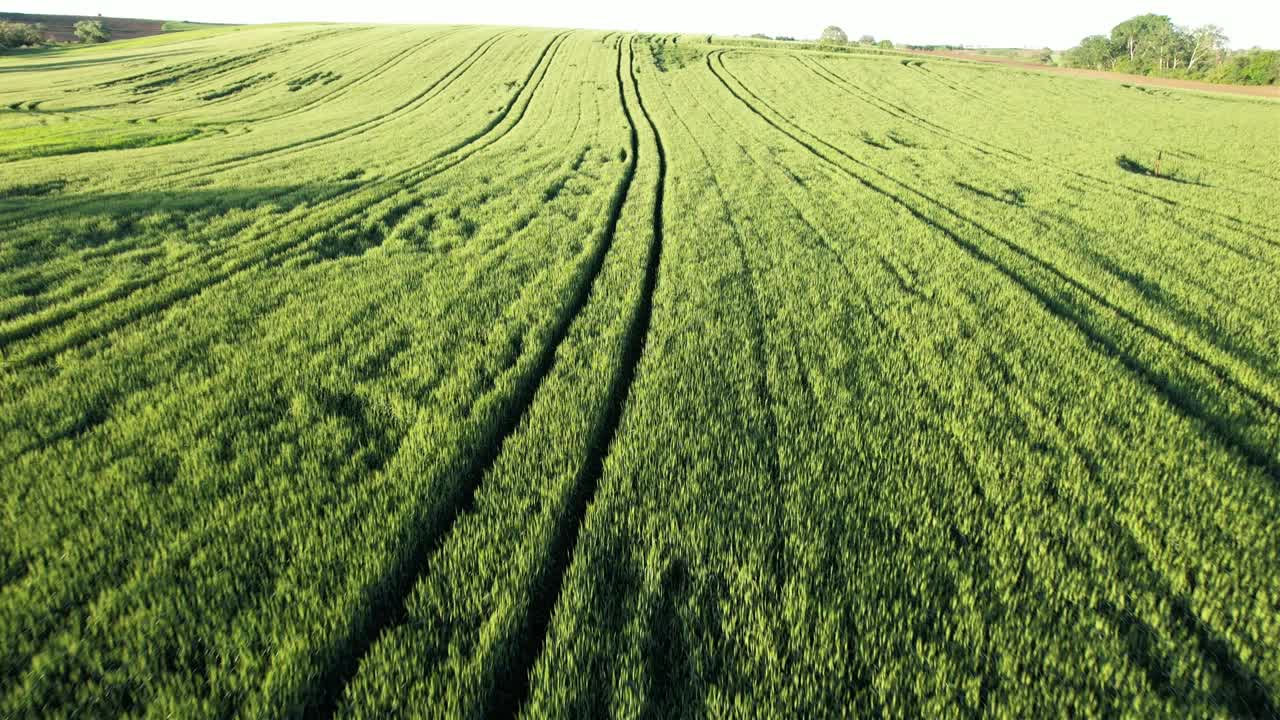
[
  {"left": 1, "top": 24, "right": 1278, "bottom": 718},
  {"left": 0, "top": 11, "right": 212, "bottom": 42}
]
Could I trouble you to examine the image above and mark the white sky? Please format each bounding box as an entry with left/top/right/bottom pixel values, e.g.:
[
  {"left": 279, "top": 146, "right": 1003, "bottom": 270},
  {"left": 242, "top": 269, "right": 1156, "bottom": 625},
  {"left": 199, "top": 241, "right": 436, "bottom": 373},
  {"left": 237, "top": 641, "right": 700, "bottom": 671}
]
[{"left": 23, "top": 0, "right": 1280, "bottom": 50}]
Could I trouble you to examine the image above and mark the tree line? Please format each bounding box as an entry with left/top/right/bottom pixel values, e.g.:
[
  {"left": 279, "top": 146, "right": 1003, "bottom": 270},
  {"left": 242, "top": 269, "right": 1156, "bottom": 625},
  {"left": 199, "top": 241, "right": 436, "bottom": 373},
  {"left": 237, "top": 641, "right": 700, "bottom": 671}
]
[
  {"left": 819, "top": 26, "right": 895, "bottom": 49},
  {"left": 1064, "top": 14, "right": 1277, "bottom": 85},
  {"left": 742, "top": 27, "right": 895, "bottom": 50}
]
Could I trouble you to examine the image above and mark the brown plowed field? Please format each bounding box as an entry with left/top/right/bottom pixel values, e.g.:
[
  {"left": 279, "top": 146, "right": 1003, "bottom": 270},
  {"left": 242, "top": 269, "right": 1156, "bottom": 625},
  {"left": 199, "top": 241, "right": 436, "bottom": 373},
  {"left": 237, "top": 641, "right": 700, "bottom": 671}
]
[{"left": 0, "top": 12, "right": 170, "bottom": 43}]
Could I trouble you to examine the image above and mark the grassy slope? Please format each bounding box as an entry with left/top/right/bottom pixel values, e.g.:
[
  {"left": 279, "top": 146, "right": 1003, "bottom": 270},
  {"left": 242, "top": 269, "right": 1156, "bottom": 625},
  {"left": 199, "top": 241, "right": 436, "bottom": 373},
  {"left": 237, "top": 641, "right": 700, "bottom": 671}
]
[{"left": 0, "top": 23, "right": 1277, "bottom": 719}]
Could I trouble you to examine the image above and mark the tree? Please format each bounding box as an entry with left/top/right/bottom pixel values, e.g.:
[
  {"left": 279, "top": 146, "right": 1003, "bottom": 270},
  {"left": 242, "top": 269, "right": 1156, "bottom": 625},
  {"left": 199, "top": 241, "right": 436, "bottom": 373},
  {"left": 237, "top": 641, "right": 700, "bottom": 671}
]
[
  {"left": 1237, "top": 49, "right": 1279, "bottom": 84},
  {"left": 820, "top": 26, "right": 848, "bottom": 44},
  {"left": 74, "top": 19, "right": 110, "bottom": 44},
  {"left": 1187, "top": 25, "right": 1228, "bottom": 71},
  {"left": 1109, "top": 14, "right": 1175, "bottom": 71},
  {"left": 1064, "top": 35, "right": 1114, "bottom": 70},
  {"left": 877, "top": 39, "right": 893, "bottom": 49},
  {"left": 1063, "top": 16, "right": 1271, "bottom": 85},
  {"left": 859, "top": 34, "right": 876, "bottom": 45},
  {"left": 1149, "top": 20, "right": 1184, "bottom": 70},
  {"left": 1039, "top": 47, "right": 1054, "bottom": 65},
  {"left": 0, "top": 21, "right": 44, "bottom": 50}
]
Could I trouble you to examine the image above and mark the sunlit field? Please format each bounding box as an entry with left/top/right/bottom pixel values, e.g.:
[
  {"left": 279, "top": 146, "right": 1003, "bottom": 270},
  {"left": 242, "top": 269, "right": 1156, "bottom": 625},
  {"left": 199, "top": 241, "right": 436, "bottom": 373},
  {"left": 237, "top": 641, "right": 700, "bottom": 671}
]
[{"left": 2, "top": 24, "right": 1278, "bottom": 718}]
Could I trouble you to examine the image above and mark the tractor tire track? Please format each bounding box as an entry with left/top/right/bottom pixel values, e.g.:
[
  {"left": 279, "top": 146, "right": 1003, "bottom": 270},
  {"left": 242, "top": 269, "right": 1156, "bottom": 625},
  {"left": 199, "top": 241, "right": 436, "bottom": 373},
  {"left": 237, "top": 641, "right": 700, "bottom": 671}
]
[
  {"left": 301, "top": 29, "right": 637, "bottom": 719},
  {"left": 712, "top": 52, "right": 1280, "bottom": 463},
  {"left": 710, "top": 50, "right": 1280, "bottom": 706},
  {"left": 152, "top": 29, "right": 501, "bottom": 188},
  {"left": 330, "top": 30, "right": 575, "bottom": 346},
  {"left": 697, "top": 65, "right": 1230, "bottom": 714},
  {"left": 487, "top": 34, "right": 667, "bottom": 719},
  {"left": 106, "top": 28, "right": 356, "bottom": 107},
  {"left": 141, "top": 26, "right": 393, "bottom": 122},
  {"left": 798, "top": 55, "right": 1280, "bottom": 406},
  {"left": 709, "top": 49, "right": 1280, "bottom": 684},
  {"left": 179, "top": 27, "right": 555, "bottom": 193},
  {"left": 122, "top": 27, "right": 360, "bottom": 103},
  {"left": 804, "top": 55, "right": 1280, "bottom": 240},
  {"left": 1, "top": 29, "right": 548, "bottom": 284},
  {"left": 1, "top": 145, "right": 563, "bottom": 665},
  {"left": 247, "top": 27, "right": 466, "bottom": 125},
  {"left": 156, "top": 27, "right": 379, "bottom": 108},
  {"left": 1, "top": 198, "right": 373, "bottom": 367},
  {"left": 0, "top": 28, "right": 474, "bottom": 232},
  {"left": 678, "top": 69, "right": 854, "bottom": 400},
  {"left": 0, "top": 32, "right": 579, "bottom": 692},
  {"left": 395, "top": 32, "right": 572, "bottom": 186},
  {"left": 294, "top": 29, "right": 576, "bottom": 370},
  {"left": 660, "top": 71, "right": 791, "bottom": 592},
  {"left": 171, "top": 30, "right": 510, "bottom": 183},
  {"left": 910, "top": 62, "right": 996, "bottom": 106},
  {"left": 1, "top": 33, "right": 568, "bottom": 369},
  {"left": 797, "top": 55, "right": 1280, "bottom": 377},
  {"left": 1, "top": 154, "right": 572, "bottom": 466}
]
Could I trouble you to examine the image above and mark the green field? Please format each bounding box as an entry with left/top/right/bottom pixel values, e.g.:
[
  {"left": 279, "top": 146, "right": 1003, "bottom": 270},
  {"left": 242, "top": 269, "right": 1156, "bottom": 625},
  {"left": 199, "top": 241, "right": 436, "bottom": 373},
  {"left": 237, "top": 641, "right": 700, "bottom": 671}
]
[{"left": 2, "top": 23, "right": 1279, "bottom": 718}]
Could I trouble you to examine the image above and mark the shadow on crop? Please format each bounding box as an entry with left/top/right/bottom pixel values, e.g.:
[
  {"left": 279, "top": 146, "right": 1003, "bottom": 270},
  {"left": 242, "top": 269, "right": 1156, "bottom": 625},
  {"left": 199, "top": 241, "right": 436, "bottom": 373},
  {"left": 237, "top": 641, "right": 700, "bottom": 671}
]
[
  {"left": 954, "top": 180, "right": 1027, "bottom": 206},
  {"left": 639, "top": 559, "right": 715, "bottom": 719},
  {"left": 1116, "top": 154, "right": 1210, "bottom": 186}
]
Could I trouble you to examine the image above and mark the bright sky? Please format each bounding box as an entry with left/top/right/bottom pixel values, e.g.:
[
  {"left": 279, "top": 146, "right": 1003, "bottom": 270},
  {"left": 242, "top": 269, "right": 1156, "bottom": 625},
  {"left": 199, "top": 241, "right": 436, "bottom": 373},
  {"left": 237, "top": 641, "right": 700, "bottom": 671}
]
[{"left": 25, "top": 0, "right": 1280, "bottom": 49}]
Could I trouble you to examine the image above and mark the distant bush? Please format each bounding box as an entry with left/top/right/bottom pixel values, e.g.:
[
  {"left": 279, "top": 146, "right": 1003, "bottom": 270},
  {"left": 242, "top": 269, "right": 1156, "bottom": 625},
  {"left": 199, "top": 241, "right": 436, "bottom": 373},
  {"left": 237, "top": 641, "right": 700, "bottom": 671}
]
[
  {"left": 0, "top": 21, "right": 44, "bottom": 50},
  {"left": 738, "top": 34, "right": 799, "bottom": 45},
  {"left": 646, "top": 36, "right": 700, "bottom": 71},
  {"left": 74, "top": 19, "right": 110, "bottom": 44},
  {"left": 1205, "top": 49, "right": 1280, "bottom": 85}
]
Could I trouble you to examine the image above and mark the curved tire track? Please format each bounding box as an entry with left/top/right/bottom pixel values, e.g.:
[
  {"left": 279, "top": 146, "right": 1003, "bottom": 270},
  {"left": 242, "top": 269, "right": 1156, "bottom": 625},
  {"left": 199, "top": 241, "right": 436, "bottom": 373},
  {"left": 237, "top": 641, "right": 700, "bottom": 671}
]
[
  {"left": 0, "top": 28, "right": 474, "bottom": 232},
  {"left": 0, "top": 31, "right": 583, "bottom": 709},
  {"left": 1, "top": 33, "right": 569, "bottom": 369},
  {"left": 707, "top": 46, "right": 1280, "bottom": 706},
  {"left": 803, "top": 55, "right": 1280, "bottom": 239},
  {"left": 710, "top": 52, "right": 1280, "bottom": 471},
  {"left": 300, "top": 29, "right": 641, "bottom": 719},
  {"left": 172, "top": 30, "right": 510, "bottom": 182},
  {"left": 490, "top": 34, "right": 667, "bottom": 718}
]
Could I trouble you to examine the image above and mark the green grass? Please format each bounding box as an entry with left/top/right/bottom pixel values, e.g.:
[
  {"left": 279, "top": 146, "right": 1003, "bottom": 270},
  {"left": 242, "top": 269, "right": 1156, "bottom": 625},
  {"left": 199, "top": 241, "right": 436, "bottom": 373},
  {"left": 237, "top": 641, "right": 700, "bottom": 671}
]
[{"left": 1, "top": 23, "right": 1278, "bottom": 719}]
